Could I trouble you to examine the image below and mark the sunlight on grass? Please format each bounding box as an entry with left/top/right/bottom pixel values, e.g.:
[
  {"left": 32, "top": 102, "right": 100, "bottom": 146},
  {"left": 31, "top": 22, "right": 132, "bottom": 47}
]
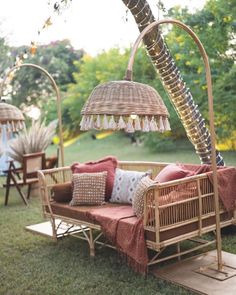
[{"left": 52, "top": 132, "right": 236, "bottom": 166}]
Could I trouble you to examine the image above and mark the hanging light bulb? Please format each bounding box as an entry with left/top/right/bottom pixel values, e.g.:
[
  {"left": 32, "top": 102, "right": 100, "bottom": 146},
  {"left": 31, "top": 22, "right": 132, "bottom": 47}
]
[{"left": 130, "top": 112, "right": 137, "bottom": 120}]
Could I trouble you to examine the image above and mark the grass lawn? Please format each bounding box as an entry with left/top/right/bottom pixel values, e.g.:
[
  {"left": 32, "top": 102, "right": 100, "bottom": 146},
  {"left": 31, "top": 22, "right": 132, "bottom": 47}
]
[
  {"left": 0, "top": 132, "right": 236, "bottom": 295},
  {"left": 60, "top": 132, "right": 236, "bottom": 166}
]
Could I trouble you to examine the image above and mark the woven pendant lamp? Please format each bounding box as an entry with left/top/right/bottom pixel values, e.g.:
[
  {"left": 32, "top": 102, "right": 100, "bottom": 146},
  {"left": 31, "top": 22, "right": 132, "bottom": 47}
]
[
  {"left": 0, "top": 101, "right": 25, "bottom": 133},
  {"left": 80, "top": 80, "right": 170, "bottom": 133},
  {"left": 80, "top": 38, "right": 170, "bottom": 133}
]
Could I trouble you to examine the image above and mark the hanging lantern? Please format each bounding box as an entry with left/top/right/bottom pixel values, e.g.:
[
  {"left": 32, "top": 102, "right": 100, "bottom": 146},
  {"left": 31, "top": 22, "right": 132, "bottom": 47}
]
[
  {"left": 0, "top": 101, "right": 25, "bottom": 133},
  {"left": 80, "top": 80, "right": 170, "bottom": 133}
]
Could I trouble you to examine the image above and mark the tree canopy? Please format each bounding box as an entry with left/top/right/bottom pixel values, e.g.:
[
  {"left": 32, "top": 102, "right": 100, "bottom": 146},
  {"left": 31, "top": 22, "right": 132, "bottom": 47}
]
[{"left": 165, "top": 0, "right": 236, "bottom": 147}]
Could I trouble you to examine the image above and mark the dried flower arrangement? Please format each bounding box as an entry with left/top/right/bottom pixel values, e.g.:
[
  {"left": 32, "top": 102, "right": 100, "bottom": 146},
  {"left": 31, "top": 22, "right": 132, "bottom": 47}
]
[{"left": 8, "top": 120, "right": 57, "bottom": 163}]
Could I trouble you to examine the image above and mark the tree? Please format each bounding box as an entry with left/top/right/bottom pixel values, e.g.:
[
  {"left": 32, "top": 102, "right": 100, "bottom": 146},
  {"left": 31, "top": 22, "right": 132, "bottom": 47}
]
[
  {"left": 0, "top": 25, "right": 14, "bottom": 83},
  {"left": 166, "top": 0, "right": 236, "bottom": 145},
  {"left": 10, "top": 39, "right": 84, "bottom": 109}
]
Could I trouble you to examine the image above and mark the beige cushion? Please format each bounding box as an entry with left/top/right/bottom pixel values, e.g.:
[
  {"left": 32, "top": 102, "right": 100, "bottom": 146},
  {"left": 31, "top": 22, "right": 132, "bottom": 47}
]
[
  {"left": 132, "top": 176, "right": 156, "bottom": 217},
  {"left": 70, "top": 171, "right": 107, "bottom": 206}
]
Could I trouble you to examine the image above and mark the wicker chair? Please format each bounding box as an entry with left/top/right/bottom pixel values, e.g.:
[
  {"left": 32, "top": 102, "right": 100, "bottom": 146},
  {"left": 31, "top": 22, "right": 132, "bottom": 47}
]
[
  {"left": 45, "top": 148, "right": 59, "bottom": 169},
  {"left": 3, "top": 152, "right": 45, "bottom": 205}
]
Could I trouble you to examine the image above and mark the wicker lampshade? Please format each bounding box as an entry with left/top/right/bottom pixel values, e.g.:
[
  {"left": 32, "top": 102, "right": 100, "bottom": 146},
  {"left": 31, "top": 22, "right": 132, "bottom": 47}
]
[
  {"left": 80, "top": 80, "right": 170, "bottom": 133},
  {"left": 0, "top": 101, "right": 25, "bottom": 132}
]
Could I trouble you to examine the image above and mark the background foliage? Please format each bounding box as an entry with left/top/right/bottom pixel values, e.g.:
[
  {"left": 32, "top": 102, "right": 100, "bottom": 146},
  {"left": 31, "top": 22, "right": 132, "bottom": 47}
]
[{"left": 0, "top": 0, "right": 235, "bottom": 150}]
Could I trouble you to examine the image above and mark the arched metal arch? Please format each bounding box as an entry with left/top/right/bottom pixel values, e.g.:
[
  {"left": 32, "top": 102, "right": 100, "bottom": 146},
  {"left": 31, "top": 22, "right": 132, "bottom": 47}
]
[{"left": 0, "top": 63, "right": 65, "bottom": 167}]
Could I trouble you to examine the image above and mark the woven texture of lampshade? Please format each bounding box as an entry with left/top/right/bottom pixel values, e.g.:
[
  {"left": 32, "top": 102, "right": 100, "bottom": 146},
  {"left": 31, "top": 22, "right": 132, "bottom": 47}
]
[
  {"left": 0, "top": 102, "right": 25, "bottom": 132},
  {"left": 80, "top": 80, "right": 170, "bottom": 133}
]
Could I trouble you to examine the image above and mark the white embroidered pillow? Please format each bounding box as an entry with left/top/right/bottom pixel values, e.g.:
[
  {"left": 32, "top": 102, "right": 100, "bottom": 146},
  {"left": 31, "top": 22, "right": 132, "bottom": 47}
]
[{"left": 110, "top": 168, "right": 150, "bottom": 204}]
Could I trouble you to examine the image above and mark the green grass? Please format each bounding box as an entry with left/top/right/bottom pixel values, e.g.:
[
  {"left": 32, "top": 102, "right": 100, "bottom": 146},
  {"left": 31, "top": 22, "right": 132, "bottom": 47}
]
[
  {"left": 54, "top": 132, "right": 236, "bottom": 166},
  {"left": 0, "top": 133, "right": 236, "bottom": 295}
]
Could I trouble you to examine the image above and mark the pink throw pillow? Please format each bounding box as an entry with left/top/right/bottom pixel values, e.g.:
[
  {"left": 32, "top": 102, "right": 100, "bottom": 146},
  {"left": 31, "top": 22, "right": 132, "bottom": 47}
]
[
  {"left": 71, "top": 156, "right": 118, "bottom": 201},
  {"left": 155, "top": 164, "right": 195, "bottom": 183}
]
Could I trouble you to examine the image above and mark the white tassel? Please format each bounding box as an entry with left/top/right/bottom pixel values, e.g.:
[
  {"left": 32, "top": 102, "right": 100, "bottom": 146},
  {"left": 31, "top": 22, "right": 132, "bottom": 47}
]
[
  {"left": 13, "top": 121, "right": 17, "bottom": 132},
  {"left": 15, "top": 121, "right": 25, "bottom": 131},
  {"left": 6, "top": 121, "right": 11, "bottom": 133},
  {"left": 16, "top": 121, "right": 21, "bottom": 131},
  {"left": 108, "top": 115, "right": 117, "bottom": 130},
  {"left": 80, "top": 116, "right": 86, "bottom": 130},
  {"left": 159, "top": 116, "right": 164, "bottom": 133},
  {"left": 11, "top": 121, "right": 14, "bottom": 132},
  {"left": 88, "top": 115, "right": 94, "bottom": 129},
  {"left": 84, "top": 116, "right": 90, "bottom": 130},
  {"left": 103, "top": 114, "right": 109, "bottom": 129},
  {"left": 134, "top": 115, "right": 141, "bottom": 131},
  {"left": 15, "top": 121, "right": 19, "bottom": 132},
  {"left": 142, "top": 116, "right": 150, "bottom": 132},
  {"left": 150, "top": 116, "right": 158, "bottom": 131},
  {"left": 95, "top": 115, "right": 101, "bottom": 129},
  {"left": 126, "top": 117, "right": 134, "bottom": 133},
  {"left": 18, "top": 121, "right": 25, "bottom": 131},
  {"left": 163, "top": 117, "right": 171, "bottom": 131},
  {"left": 118, "top": 116, "right": 126, "bottom": 129}
]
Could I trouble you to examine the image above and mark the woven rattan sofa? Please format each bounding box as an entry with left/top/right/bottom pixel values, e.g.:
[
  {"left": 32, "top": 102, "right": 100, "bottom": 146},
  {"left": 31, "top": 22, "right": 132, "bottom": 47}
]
[{"left": 37, "top": 161, "right": 236, "bottom": 268}]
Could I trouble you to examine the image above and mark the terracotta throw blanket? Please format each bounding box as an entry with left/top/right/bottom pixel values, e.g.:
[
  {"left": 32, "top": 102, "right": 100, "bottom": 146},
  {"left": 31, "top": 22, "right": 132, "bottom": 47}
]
[
  {"left": 86, "top": 205, "right": 148, "bottom": 274},
  {"left": 181, "top": 164, "right": 236, "bottom": 211},
  {"left": 207, "top": 167, "right": 236, "bottom": 211}
]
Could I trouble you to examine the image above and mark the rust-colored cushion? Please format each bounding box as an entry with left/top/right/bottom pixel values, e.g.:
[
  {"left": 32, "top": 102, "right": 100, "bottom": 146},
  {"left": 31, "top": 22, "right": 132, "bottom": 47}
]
[
  {"left": 47, "top": 202, "right": 126, "bottom": 225},
  {"left": 71, "top": 156, "right": 118, "bottom": 201},
  {"left": 51, "top": 182, "right": 72, "bottom": 203},
  {"left": 70, "top": 172, "right": 107, "bottom": 206},
  {"left": 159, "top": 187, "right": 197, "bottom": 205},
  {"left": 155, "top": 164, "right": 195, "bottom": 183}
]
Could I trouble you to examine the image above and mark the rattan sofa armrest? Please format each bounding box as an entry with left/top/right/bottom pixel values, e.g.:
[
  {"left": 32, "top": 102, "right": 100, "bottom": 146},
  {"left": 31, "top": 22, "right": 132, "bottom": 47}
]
[
  {"left": 156, "top": 173, "right": 208, "bottom": 189},
  {"left": 37, "top": 166, "right": 72, "bottom": 216},
  {"left": 142, "top": 173, "right": 212, "bottom": 230}
]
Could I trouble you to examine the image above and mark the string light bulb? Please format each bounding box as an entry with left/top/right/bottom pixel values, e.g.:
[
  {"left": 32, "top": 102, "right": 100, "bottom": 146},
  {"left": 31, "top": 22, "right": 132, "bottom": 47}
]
[{"left": 130, "top": 113, "right": 137, "bottom": 120}]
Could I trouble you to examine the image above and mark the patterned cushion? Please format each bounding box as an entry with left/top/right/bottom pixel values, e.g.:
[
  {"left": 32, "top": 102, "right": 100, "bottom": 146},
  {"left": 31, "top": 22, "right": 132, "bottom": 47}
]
[
  {"left": 70, "top": 171, "right": 107, "bottom": 206},
  {"left": 132, "top": 176, "right": 156, "bottom": 217},
  {"left": 71, "top": 156, "right": 118, "bottom": 201},
  {"left": 110, "top": 168, "right": 150, "bottom": 204}
]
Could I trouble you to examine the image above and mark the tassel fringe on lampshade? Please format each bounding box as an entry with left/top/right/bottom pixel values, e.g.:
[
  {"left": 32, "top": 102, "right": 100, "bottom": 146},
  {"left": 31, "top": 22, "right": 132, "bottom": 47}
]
[
  {"left": 80, "top": 80, "right": 170, "bottom": 133},
  {"left": 0, "top": 102, "right": 25, "bottom": 134}
]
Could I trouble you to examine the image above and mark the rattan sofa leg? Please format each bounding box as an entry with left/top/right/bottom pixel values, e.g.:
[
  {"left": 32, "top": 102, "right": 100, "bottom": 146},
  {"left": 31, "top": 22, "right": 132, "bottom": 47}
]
[
  {"left": 50, "top": 218, "right": 58, "bottom": 241},
  {"left": 177, "top": 243, "right": 181, "bottom": 261},
  {"left": 89, "top": 229, "right": 95, "bottom": 257}
]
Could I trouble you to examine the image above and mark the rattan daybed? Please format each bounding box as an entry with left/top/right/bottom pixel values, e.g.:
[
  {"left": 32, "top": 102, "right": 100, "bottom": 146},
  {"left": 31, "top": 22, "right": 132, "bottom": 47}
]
[{"left": 38, "top": 161, "right": 236, "bottom": 268}]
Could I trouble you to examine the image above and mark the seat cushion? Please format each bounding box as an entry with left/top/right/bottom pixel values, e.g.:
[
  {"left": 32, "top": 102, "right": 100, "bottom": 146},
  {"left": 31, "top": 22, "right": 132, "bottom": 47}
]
[{"left": 47, "top": 202, "right": 128, "bottom": 225}]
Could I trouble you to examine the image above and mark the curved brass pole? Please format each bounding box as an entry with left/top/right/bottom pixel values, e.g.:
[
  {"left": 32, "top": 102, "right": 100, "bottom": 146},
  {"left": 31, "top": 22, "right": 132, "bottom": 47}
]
[
  {"left": 0, "top": 63, "right": 65, "bottom": 167},
  {"left": 125, "top": 19, "right": 222, "bottom": 270},
  {"left": 123, "top": 0, "right": 224, "bottom": 166}
]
